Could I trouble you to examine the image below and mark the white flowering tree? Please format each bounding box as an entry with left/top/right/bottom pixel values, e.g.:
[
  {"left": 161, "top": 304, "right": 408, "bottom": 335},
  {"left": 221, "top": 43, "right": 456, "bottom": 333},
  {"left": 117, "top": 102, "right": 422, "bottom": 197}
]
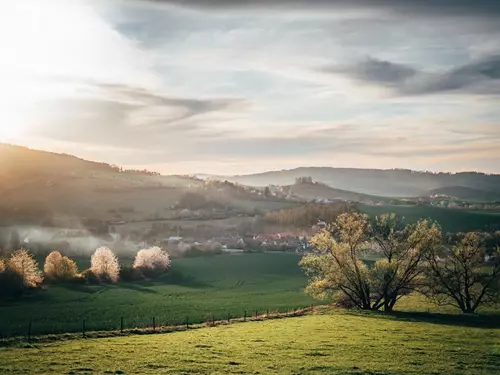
[
  {"left": 91, "top": 247, "right": 120, "bottom": 282},
  {"left": 133, "top": 246, "right": 171, "bottom": 277}
]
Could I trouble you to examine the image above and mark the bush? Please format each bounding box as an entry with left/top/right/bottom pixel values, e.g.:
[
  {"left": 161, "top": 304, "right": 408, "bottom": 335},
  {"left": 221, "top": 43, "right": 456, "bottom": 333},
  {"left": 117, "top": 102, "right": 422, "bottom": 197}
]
[
  {"left": 120, "top": 265, "right": 145, "bottom": 282},
  {"left": 0, "top": 260, "right": 24, "bottom": 297},
  {"left": 90, "top": 247, "right": 120, "bottom": 283},
  {"left": 133, "top": 247, "right": 171, "bottom": 278},
  {"left": 44, "top": 251, "right": 78, "bottom": 282},
  {"left": 79, "top": 269, "right": 100, "bottom": 284}
]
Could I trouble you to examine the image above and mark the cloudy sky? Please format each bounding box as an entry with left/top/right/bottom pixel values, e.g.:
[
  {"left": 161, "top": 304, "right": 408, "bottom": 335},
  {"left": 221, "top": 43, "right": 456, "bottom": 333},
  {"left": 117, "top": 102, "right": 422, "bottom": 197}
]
[{"left": 1, "top": 0, "right": 500, "bottom": 175}]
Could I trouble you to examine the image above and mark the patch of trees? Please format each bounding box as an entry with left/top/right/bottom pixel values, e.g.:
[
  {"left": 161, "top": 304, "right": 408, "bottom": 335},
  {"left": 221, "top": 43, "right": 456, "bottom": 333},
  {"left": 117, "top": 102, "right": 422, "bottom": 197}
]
[
  {"left": 301, "top": 212, "right": 500, "bottom": 314},
  {"left": 0, "top": 246, "right": 172, "bottom": 299},
  {"left": 263, "top": 203, "right": 353, "bottom": 228}
]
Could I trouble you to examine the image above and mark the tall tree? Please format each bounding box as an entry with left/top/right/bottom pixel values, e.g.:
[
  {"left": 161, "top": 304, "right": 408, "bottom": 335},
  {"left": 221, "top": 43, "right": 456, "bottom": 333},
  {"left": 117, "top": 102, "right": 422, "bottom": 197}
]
[
  {"left": 370, "top": 214, "right": 442, "bottom": 312},
  {"left": 300, "top": 212, "right": 442, "bottom": 311},
  {"left": 422, "top": 232, "right": 500, "bottom": 313}
]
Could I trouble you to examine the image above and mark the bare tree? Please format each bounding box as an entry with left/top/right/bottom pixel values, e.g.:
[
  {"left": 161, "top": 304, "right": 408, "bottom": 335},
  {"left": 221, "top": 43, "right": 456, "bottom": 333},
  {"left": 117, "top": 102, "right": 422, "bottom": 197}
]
[
  {"left": 300, "top": 212, "right": 373, "bottom": 309},
  {"left": 300, "top": 212, "right": 442, "bottom": 311},
  {"left": 423, "top": 232, "right": 500, "bottom": 313},
  {"left": 370, "top": 214, "right": 442, "bottom": 312}
]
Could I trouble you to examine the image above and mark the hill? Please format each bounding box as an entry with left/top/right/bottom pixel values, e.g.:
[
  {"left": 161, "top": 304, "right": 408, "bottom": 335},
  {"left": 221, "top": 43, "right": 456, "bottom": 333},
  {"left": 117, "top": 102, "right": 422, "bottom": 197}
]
[
  {"left": 0, "top": 144, "right": 294, "bottom": 226},
  {"left": 1, "top": 309, "right": 499, "bottom": 374},
  {"left": 286, "top": 181, "right": 391, "bottom": 203},
  {"left": 429, "top": 186, "right": 500, "bottom": 202},
  {"left": 218, "top": 167, "right": 500, "bottom": 198}
]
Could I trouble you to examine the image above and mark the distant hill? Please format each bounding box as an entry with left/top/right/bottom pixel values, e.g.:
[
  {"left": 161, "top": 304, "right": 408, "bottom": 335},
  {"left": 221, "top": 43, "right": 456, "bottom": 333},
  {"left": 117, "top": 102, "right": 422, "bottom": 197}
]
[
  {"left": 216, "top": 167, "right": 500, "bottom": 198},
  {"left": 429, "top": 186, "right": 500, "bottom": 202},
  {"left": 286, "top": 182, "right": 391, "bottom": 203}
]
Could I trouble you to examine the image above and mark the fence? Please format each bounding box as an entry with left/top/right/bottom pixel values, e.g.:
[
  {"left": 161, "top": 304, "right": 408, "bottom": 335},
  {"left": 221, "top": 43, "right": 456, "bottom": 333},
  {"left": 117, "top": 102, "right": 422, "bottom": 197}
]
[{"left": 0, "top": 305, "right": 316, "bottom": 342}]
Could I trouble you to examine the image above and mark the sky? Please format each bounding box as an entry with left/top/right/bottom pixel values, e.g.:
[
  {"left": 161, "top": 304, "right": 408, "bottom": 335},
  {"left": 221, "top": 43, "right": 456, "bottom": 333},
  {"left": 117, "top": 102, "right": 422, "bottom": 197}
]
[{"left": 1, "top": 0, "right": 500, "bottom": 175}]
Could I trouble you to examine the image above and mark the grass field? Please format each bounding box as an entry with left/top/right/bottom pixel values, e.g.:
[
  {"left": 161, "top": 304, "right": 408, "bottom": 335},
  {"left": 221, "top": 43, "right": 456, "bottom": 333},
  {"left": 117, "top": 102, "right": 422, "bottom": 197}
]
[
  {"left": 358, "top": 204, "right": 500, "bottom": 233},
  {"left": 0, "top": 253, "right": 316, "bottom": 338},
  {"left": 1, "top": 310, "right": 499, "bottom": 375}
]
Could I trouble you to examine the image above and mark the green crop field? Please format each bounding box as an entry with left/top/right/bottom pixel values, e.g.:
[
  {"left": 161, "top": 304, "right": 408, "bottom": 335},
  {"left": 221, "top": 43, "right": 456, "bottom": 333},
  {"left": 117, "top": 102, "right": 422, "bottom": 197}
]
[
  {"left": 0, "top": 253, "right": 316, "bottom": 338},
  {"left": 1, "top": 310, "right": 499, "bottom": 375},
  {"left": 358, "top": 204, "right": 500, "bottom": 233}
]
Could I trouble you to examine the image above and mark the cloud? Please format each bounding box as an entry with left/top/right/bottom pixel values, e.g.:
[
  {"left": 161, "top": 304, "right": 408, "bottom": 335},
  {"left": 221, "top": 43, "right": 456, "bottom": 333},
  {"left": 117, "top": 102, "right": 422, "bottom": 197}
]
[
  {"left": 323, "top": 55, "right": 500, "bottom": 96},
  {"left": 144, "top": 0, "right": 500, "bottom": 19},
  {"left": 29, "top": 81, "right": 249, "bottom": 149}
]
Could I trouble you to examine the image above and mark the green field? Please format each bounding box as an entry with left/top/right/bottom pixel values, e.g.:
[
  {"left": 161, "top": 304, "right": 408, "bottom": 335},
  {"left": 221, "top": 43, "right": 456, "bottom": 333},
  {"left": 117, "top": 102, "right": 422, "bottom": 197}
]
[
  {"left": 358, "top": 204, "right": 500, "bottom": 233},
  {"left": 1, "top": 310, "right": 499, "bottom": 374},
  {"left": 0, "top": 253, "right": 316, "bottom": 338}
]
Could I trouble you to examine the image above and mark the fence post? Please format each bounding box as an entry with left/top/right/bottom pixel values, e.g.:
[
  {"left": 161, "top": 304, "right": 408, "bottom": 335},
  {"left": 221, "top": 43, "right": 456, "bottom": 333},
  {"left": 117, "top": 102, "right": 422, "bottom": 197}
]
[
  {"left": 27, "top": 319, "right": 32, "bottom": 343},
  {"left": 153, "top": 317, "right": 156, "bottom": 331},
  {"left": 255, "top": 310, "right": 258, "bottom": 318},
  {"left": 120, "top": 317, "right": 124, "bottom": 334},
  {"left": 186, "top": 316, "right": 189, "bottom": 330},
  {"left": 267, "top": 309, "right": 270, "bottom": 317},
  {"left": 244, "top": 310, "right": 247, "bottom": 322},
  {"left": 82, "top": 319, "right": 86, "bottom": 338},
  {"left": 227, "top": 312, "right": 230, "bottom": 324}
]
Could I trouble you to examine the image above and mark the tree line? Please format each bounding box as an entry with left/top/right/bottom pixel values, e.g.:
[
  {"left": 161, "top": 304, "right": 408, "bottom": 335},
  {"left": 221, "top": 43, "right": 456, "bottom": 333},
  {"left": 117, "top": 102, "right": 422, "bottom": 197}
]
[
  {"left": 301, "top": 212, "right": 500, "bottom": 314},
  {"left": 0, "top": 246, "right": 171, "bottom": 298},
  {"left": 263, "top": 203, "right": 354, "bottom": 228}
]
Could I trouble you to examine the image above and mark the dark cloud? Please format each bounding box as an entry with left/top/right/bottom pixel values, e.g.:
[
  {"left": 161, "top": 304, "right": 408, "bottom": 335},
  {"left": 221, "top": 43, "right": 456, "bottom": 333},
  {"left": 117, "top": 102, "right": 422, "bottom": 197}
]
[
  {"left": 323, "top": 55, "right": 500, "bottom": 96},
  {"left": 145, "top": 0, "right": 500, "bottom": 19}
]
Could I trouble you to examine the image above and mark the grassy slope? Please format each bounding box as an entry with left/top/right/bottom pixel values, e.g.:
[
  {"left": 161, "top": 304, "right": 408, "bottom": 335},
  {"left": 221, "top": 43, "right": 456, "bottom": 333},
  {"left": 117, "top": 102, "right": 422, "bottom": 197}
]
[
  {"left": 0, "top": 253, "right": 315, "bottom": 337},
  {"left": 358, "top": 204, "right": 500, "bottom": 232},
  {"left": 1, "top": 310, "right": 499, "bottom": 375}
]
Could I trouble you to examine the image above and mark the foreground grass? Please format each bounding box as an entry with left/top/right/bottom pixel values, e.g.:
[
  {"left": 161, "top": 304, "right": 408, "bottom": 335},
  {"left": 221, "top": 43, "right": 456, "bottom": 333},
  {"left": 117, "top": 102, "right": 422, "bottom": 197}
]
[{"left": 1, "top": 310, "right": 499, "bottom": 375}]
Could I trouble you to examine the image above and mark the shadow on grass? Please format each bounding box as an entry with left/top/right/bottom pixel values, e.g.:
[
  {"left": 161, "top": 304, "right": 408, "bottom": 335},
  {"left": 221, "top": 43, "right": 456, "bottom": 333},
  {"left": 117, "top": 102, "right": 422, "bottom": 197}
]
[{"left": 348, "top": 309, "right": 500, "bottom": 329}]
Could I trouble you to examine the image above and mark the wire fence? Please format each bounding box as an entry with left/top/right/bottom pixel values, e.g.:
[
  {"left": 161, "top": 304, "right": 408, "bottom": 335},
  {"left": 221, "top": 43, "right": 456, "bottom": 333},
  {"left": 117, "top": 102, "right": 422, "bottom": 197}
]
[{"left": 0, "top": 305, "right": 317, "bottom": 343}]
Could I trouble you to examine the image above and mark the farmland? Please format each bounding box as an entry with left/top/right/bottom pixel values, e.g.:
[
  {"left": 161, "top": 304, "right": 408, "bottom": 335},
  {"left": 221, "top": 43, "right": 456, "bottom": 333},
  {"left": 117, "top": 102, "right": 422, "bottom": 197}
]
[
  {"left": 1, "top": 310, "right": 499, "bottom": 374},
  {"left": 0, "top": 253, "right": 316, "bottom": 337},
  {"left": 358, "top": 204, "right": 500, "bottom": 233}
]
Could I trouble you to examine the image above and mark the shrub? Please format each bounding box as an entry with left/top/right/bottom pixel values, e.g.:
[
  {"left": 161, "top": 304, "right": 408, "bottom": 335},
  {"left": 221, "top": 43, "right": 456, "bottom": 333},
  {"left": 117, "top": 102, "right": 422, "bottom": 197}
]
[
  {"left": 133, "top": 247, "right": 171, "bottom": 278},
  {"left": 120, "top": 265, "right": 144, "bottom": 282},
  {"left": 79, "top": 268, "right": 100, "bottom": 284},
  {"left": 44, "top": 251, "right": 78, "bottom": 281},
  {"left": 90, "top": 247, "right": 120, "bottom": 283}
]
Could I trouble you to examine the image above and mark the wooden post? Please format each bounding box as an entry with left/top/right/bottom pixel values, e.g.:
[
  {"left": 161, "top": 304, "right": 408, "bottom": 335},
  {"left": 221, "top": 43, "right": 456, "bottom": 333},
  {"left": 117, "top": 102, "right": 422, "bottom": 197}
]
[
  {"left": 120, "top": 317, "right": 124, "bottom": 334},
  {"left": 267, "top": 309, "right": 270, "bottom": 317},
  {"left": 244, "top": 310, "right": 247, "bottom": 322},
  {"left": 227, "top": 312, "right": 230, "bottom": 324},
  {"left": 186, "top": 316, "right": 189, "bottom": 330},
  {"left": 255, "top": 310, "right": 258, "bottom": 318},
  {"left": 153, "top": 317, "right": 156, "bottom": 331},
  {"left": 27, "top": 319, "right": 32, "bottom": 343},
  {"left": 82, "top": 319, "right": 86, "bottom": 338}
]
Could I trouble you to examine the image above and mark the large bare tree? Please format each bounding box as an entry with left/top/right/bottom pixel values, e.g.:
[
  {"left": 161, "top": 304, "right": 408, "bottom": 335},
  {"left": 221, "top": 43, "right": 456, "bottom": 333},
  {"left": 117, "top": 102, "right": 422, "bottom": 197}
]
[{"left": 422, "top": 232, "right": 500, "bottom": 313}]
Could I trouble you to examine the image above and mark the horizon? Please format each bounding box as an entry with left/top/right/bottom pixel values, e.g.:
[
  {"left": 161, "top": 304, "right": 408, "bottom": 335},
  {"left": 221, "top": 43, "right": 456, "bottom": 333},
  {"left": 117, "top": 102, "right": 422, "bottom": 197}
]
[
  {"left": 3, "top": 141, "right": 500, "bottom": 177},
  {"left": 1, "top": 0, "right": 500, "bottom": 175}
]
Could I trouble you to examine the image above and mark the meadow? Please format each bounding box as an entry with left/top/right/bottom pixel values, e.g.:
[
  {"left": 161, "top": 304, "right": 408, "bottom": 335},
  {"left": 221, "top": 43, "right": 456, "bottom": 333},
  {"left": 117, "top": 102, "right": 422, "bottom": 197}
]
[
  {"left": 1, "top": 310, "right": 499, "bottom": 374},
  {"left": 0, "top": 253, "right": 316, "bottom": 338},
  {"left": 358, "top": 204, "right": 500, "bottom": 233}
]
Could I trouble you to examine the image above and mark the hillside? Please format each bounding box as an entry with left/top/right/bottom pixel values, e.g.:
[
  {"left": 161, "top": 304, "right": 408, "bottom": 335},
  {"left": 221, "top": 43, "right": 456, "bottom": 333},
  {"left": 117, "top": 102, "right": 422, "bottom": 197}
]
[
  {"left": 286, "top": 181, "right": 391, "bottom": 203},
  {"left": 219, "top": 167, "right": 500, "bottom": 198},
  {"left": 0, "top": 144, "right": 297, "bottom": 226},
  {"left": 429, "top": 186, "right": 500, "bottom": 202},
  {"left": 1, "top": 310, "right": 499, "bottom": 374}
]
